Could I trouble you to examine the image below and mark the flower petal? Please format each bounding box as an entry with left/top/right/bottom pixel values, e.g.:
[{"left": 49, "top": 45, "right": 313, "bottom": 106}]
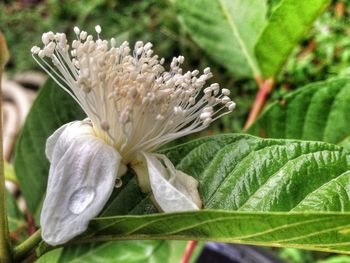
[
  {"left": 142, "top": 152, "right": 201, "bottom": 212},
  {"left": 45, "top": 122, "right": 69, "bottom": 162},
  {"left": 45, "top": 120, "right": 93, "bottom": 162},
  {"left": 41, "top": 121, "right": 121, "bottom": 245}
]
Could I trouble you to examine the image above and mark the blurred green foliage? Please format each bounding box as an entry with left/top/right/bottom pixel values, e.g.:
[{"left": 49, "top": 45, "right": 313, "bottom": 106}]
[
  {"left": 2, "top": 0, "right": 349, "bottom": 132},
  {"left": 278, "top": 0, "right": 350, "bottom": 89}
]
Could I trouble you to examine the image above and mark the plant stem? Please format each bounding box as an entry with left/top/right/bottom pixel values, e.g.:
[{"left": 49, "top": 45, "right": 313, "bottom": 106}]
[
  {"left": 243, "top": 78, "right": 274, "bottom": 131},
  {"left": 13, "top": 229, "right": 42, "bottom": 261},
  {"left": 0, "top": 66, "right": 12, "bottom": 262},
  {"left": 180, "top": 240, "right": 197, "bottom": 263}
]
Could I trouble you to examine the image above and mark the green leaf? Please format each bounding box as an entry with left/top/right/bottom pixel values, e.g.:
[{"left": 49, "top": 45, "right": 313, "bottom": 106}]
[
  {"left": 255, "top": 0, "right": 330, "bottom": 78},
  {"left": 38, "top": 241, "right": 201, "bottom": 263},
  {"left": 161, "top": 134, "right": 350, "bottom": 212},
  {"left": 174, "top": 0, "right": 267, "bottom": 78},
  {"left": 6, "top": 190, "right": 26, "bottom": 232},
  {"left": 248, "top": 78, "right": 350, "bottom": 148},
  {"left": 72, "top": 133, "right": 350, "bottom": 254},
  {"left": 14, "top": 79, "right": 85, "bottom": 222}
]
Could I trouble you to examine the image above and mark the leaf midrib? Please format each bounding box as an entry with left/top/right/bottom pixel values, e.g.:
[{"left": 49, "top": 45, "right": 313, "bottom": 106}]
[{"left": 217, "top": 0, "right": 260, "bottom": 77}]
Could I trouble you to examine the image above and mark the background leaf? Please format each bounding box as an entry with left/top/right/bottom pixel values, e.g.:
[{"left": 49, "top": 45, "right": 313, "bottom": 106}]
[
  {"left": 248, "top": 78, "right": 350, "bottom": 149},
  {"left": 255, "top": 0, "right": 330, "bottom": 78},
  {"left": 174, "top": 0, "right": 266, "bottom": 78}
]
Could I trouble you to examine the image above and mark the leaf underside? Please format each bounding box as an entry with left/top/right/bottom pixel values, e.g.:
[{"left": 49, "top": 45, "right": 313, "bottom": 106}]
[
  {"left": 174, "top": 0, "right": 266, "bottom": 78},
  {"left": 37, "top": 240, "right": 200, "bottom": 263}
]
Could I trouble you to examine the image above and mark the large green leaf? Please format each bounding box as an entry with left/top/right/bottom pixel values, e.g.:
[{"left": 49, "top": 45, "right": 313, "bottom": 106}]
[
  {"left": 248, "top": 78, "right": 350, "bottom": 148},
  {"left": 174, "top": 0, "right": 266, "bottom": 78},
  {"left": 65, "top": 133, "right": 350, "bottom": 253},
  {"left": 14, "top": 80, "right": 85, "bottom": 221},
  {"left": 255, "top": 0, "right": 330, "bottom": 78},
  {"left": 161, "top": 134, "right": 350, "bottom": 212}
]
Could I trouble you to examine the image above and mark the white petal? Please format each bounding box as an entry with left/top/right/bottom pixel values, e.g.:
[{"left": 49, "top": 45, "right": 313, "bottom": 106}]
[
  {"left": 141, "top": 152, "right": 201, "bottom": 212},
  {"left": 41, "top": 121, "right": 121, "bottom": 245},
  {"left": 45, "top": 122, "right": 70, "bottom": 162},
  {"left": 45, "top": 120, "right": 93, "bottom": 162}
]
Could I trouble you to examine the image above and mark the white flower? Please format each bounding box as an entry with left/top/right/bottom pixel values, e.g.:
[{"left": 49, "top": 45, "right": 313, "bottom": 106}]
[{"left": 32, "top": 26, "right": 235, "bottom": 245}]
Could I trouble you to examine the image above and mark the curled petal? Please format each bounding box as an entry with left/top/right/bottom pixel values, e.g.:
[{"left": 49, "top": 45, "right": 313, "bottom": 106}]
[
  {"left": 45, "top": 120, "right": 94, "bottom": 162},
  {"left": 41, "top": 121, "right": 121, "bottom": 245},
  {"left": 45, "top": 122, "right": 69, "bottom": 162},
  {"left": 140, "top": 152, "right": 201, "bottom": 212}
]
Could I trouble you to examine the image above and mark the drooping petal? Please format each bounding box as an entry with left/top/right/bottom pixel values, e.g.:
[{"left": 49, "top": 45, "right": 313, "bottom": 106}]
[
  {"left": 140, "top": 152, "right": 201, "bottom": 212},
  {"left": 41, "top": 121, "right": 121, "bottom": 246}
]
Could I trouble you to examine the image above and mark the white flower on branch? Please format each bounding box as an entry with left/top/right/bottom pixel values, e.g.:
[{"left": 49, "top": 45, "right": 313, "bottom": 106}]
[{"left": 31, "top": 26, "right": 235, "bottom": 245}]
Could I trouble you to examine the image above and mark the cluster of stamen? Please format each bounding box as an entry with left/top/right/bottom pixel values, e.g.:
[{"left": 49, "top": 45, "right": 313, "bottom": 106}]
[{"left": 31, "top": 26, "right": 235, "bottom": 162}]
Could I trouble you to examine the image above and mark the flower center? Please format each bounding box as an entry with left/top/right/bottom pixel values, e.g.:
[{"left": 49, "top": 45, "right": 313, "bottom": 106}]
[{"left": 31, "top": 26, "right": 235, "bottom": 162}]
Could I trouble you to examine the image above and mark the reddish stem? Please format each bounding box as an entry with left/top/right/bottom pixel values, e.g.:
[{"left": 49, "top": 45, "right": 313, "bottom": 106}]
[
  {"left": 243, "top": 78, "right": 274, "bottom": 131},
  {"left": 254, "top": 76, "right": 263, "bottom": 87},
  {"left": 26, "top": 212, "right": 36, "bottom": 235},
  {"left": 180, "top": 240, "right": 198, "bottom": 263},
  {"left": 298, "top": 40, "right": 317, "bottom": 59},
  {"left": 335, "top": 2, "right": 345, "bottom": 18}
]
